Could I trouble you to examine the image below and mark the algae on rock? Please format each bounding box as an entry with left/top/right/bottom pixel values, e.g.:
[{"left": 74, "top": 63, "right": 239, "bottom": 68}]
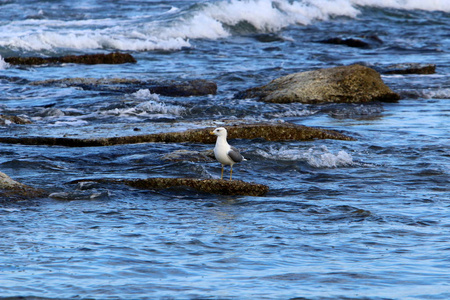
[
  {"left": 0, "top": 122, "right": 355, "bottom": 147},
  {"left": 77, "top": 177, "right": 269, "bottom": 197},
  {"left": 237, "top": 64, "right": 400, "bottom": 104}
]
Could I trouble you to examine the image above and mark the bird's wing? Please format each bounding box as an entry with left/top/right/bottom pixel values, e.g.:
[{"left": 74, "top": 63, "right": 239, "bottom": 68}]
[{"left": 228, "top": 146, "right": 244, "bottom": 163}]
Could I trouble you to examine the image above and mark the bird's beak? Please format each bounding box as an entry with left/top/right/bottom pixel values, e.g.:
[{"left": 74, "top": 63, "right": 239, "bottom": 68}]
[{"left": 210, "top": 131, "right": 215, "bottom": 135}]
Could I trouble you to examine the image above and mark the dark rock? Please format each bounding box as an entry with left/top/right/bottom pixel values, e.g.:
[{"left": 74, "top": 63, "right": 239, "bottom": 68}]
[
  {"left": 0, "top": 122, "right": 355, "bottom": 147},
  {"left": 319, "top": 37, "right": 370, "bottom": 48},
  {"left": 0, "top": 171, "right": 48, "bottom": 201},
  {"left": 5, "top": 52, "right": 136, "bottom": 65},
  {"left": 31, "top": 77, "right": 217, "bottom": 97},
  {"left": 78, "top": 177, "right": 269, "bottom": 197},
  {"left": 318, "top": 35, "right": 383, "bottom": 48},
  {"left": 381, "top": 63, "right": 436, "bottom": 75},
  {"left": 149, "top": 79, "right": 217, "bottom": 97},
  {"left": 237, "top": 64, "right": 400, "bottom": 104}
]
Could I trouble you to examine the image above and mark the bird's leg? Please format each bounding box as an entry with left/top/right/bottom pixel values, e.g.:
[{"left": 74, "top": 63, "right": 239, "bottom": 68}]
[
  {"left": 221, "top": 165, "right": 224, "bottom": 180},
  {"left": 230, "top": 165, "right": 233, "bottom": 181}
]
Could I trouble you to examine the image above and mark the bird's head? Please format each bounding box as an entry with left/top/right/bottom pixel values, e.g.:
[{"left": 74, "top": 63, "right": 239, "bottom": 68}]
[{"left": 210, "top": 127, "right": 227, "bottom": 137}]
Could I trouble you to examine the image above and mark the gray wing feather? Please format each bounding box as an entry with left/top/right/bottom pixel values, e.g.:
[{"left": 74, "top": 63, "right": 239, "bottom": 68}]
[{"left": 228, "top": 146, "right": 244, "bottom": 163}]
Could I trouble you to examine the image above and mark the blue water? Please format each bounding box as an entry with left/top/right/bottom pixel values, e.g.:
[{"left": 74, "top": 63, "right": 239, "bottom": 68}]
[{"left": 0, "top": 0, "right": 449, "bottom": 299}]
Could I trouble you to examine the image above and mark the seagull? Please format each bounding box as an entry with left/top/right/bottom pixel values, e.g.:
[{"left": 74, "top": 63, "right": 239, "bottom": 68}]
[{"left": 210, "top": 127, "right": 246, "bottom": 180}]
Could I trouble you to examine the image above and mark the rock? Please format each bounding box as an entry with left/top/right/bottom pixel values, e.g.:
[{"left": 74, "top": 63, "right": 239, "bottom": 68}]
[
  {"left": 31, "top": 77, "right": 217, "bottom": 97},
  {"left": 162, "top": 150, "right": 215, "bottom": 162},
  {"left": 0, "top": 114, "right": 32, "bottom": 125},
  {"left": 78, "top": 178, "right": 269, "bottom": 197},
  {"left": 0, "top": 171, "right": 47, "bottom": 200},
  {"left": 150, "top": 79, "right": 218, "bottom": 97},
  {"left": 5, "top": 52, "right": 136, "bottom": 65},
  {"left": 237, "top": 64, "right": 400, "bottom": 104},
  {"left": 0, "top": 122, "right": 355, "bottom": 147},
  {"left": 318, "top": 35, "right": 383, "bottom": 48},
  {"left": 380, "top": 63, "right": 436, "bottom": 75}
]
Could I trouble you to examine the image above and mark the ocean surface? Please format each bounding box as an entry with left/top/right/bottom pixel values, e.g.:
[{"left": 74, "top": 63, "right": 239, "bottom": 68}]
[{"left": 0, "top": 0, "right": 449, "bottom": 299}]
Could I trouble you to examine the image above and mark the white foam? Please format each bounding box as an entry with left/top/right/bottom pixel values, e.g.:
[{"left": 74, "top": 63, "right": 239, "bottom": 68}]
[
  {"left": 102, "top": 97, "right": 185, "bottom": 118},
  {"left": 0, "top": 0, "right": 447, "bottom": 52},
  {"left": 0, "top": 55, "right": 9, "bottom": 70},
  {"left": 421, "top": 88, "right": 450, "bottom": 99},
  {"left": 350, "top": 0, "right": 450, "bottom": 12},
  {"left": 257, "top": 145, "right": 355, "bottom": 168},
  {"left": 131, "top": 89, "right": 160, "bottom": 101}
]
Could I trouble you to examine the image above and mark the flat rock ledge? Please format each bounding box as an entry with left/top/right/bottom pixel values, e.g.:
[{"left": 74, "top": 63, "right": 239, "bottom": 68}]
[
  {"left": 0, "top": 172, "right": 48, "bottom": 200},
  {"left": 85, "top": 178, "right": 269, "bottom": 197},
  {"left": 31, "top": 77, "right": 217, "bottom": 97},
  {"left": 237, "top": 64, "right": 400, "bottom": 104},
  {"left": 0, "top": 123, "right": 354, "bottom": 147},
  {"left": 379, "top": 63, "right": 436, "bottom": 75},
  {"left": 5, "top": 52, "right": 136, "bottom": 65}
]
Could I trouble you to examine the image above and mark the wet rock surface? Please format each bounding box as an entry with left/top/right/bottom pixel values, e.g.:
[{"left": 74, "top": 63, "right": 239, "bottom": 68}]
[
  {"left": 0, "top": 172, "right": 48, "bottom": 201},
  {"left": 378, "top": 63, "right": 436, "bottom": 75},
  {"left": 31, "top": 77, "right": 217, "bottom": 97},
  {"left": 237, "top": 64, "right": 400, "bottom": 104},
  {"left": 5, "top": 52, "right": 136, "bottom": 65},
  {"left": 0, "top": 122, "right": 355, "bottom": 147},
  {"left": 318, "top": 35, "right": 383, "bottom": 48},
  {"left": 80, "top": 178, "right": 269, "bottom": 197}
]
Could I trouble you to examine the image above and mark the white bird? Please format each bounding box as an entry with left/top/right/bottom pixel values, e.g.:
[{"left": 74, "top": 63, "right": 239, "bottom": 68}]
[{"left": 210, "top": 127, "right": 246, "bottom": 180}]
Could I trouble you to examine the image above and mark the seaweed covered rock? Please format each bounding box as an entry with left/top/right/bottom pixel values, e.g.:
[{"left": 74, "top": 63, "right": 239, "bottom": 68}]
[
  {"left": 84, "top": 178, "right": 269, "bottom": 197},
  {"left": 380, "top": 63, "right": 436, "bottom": 75},
  {"left": 0, "top": 122, "right": 354, "bottom": 147},
  {"left": 0, "top": 172, "right": 48, "bottom": 201},
  {"left": 5, "top": 52, "right": 136, "bottom": 65},
  {"left": 237, "top": 64, "right": 400, "bottom": 104}
]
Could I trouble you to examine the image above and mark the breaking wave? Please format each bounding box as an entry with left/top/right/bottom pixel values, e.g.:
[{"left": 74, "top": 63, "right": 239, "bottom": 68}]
[
  {"left": 257, "top": 145, "right": 356, "bottom": 168},
  {"left": 1, "top": 0, "right": 447, "bottom": 52},
  {"left": 102, "top": 89, "right": 185, "bottom": 118}
]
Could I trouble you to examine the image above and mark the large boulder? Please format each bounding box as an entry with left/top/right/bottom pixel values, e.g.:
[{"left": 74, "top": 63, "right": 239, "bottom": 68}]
[{"left": 237, "top": 64, "right": 400, "bottom": 104}]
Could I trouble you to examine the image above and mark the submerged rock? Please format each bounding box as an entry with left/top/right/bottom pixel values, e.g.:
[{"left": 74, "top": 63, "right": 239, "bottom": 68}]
[
  {"left": 31, "top": 77, "right": 217, "bottom": 97},
  {"left": 318, "top": 35, "right": 383, "bottom": 48},
  {"left": 5, "top": 52, "right": 136, "bottom": 65},
  {"left": 162, "top": 150, "right": 215, "bottom": 162},
  {"left": 380, "top": 63, "right": 436, "bottom": 75},
  {"left": 237, "top": 64, "right": 400, "bottom": 104},
  {"left": 0, "top": 122, "right": 355, "bottom": 147},
  {"left": 0, "top": 114, "right": 32, "bottom": 125},
  {"left": 79, "top": 177, "right": 269, "bottom": 197},
  {"left": 0, "top": 171, "right": 47, "bottom": 200},
  {"left": 150, "top": 79, "right": 218, "bottom": 96}
]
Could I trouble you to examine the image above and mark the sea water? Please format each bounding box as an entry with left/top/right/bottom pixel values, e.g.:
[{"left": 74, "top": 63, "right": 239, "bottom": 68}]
[{"left": 0, "top": 0, "right": 449, "bottom": 299}]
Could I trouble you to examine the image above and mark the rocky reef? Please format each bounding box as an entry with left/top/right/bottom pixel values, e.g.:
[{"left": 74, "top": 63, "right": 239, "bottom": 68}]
[
  {"left": 237, "top": 64, "right": 400, "bottom": 104},
  {"left": 5, "top": 52, "right": 136, "bottom": 65},
  {"left": 77, "top": 178, "right": 269, "bottom": 197},
  {"left": 0, "top": 122, "right": 354, "bottom": 147}
]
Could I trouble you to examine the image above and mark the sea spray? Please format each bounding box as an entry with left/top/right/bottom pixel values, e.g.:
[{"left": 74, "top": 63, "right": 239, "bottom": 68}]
[{"left": 257, "top": 145, "right": 355, "bottom": 168}]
